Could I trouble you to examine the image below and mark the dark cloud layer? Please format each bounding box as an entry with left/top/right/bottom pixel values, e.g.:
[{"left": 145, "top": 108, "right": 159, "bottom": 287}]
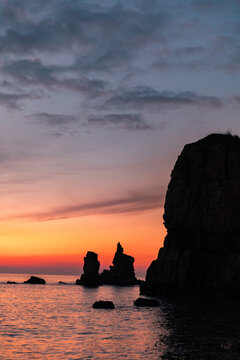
[
  {"left": 0, "top": 0, "right": 239, "bottom": 74},
  {"left": 0, "top": 0, "right": 167, "bottom": 63},
  {"left": 0, "top": 0, "right": 238, "bottom": 122},
  {"left": 0, "top": 0, "right": 238, "bottom": 115}
]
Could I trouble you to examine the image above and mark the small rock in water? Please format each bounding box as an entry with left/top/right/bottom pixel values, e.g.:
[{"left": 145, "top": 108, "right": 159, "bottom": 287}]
[
  {"left": 24, "top": 276, "right": 46, "bottom": 284},
  {"left": 58, "top": 281, "right": 67, "bottom": 284},
  {"left": 92, "top": 301, "right": 115, "bottom": 309},
  {"left": 134, "top": 298, "right": 160, "bottom": 307},
  {"left": 7, "top": 281, "right": 17, "bottom": 284}
]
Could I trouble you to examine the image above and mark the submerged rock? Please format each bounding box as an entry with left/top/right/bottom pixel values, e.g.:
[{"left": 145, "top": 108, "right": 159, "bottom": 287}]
[
  {"left": 24, "top": 276, "right": 46, "bottom": 284},
  {"left": 134, "top": 298, "right": 160, "bottom": 307},
  {"left": 100, "top": 242, "right": 139, "bottom": 286},
  {"left": 141, "top": 133, "right": 240, "bottom": 297},
  {"left": 76, "top": 251, "right": 100, "bottom": 287},
  {"left": 92, "top": 300, "right": 115, "bottom": 309}
]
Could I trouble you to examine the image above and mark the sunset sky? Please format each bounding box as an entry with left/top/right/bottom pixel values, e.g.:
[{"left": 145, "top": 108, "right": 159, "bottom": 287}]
[{"left": 0, "top": 0, "right": 240, "bottom": 275}]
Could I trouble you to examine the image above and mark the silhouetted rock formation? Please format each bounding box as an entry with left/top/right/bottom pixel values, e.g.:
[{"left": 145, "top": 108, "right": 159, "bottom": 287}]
[
  {"left": 134, "top": 298, "right": 160, "bottom": 307},
  {"left": 24, "top": 276, "right": 46, "bottom": 284},
  {"left": 100, "top": 242, "right": 139, "bottom": 286},
  {"left": 92, "top": 301, "right": 115, "bottom": 309},
  {"left": 76, "top": 251, "right": 100, "bottom": 287},
  {"left": 141, "top": 133, "right": 240, "bottom": 297},
  {"left": 7, "top": 281, "right": 17, "bottom": 284},
  {"left": 58, "top": 281, "right": 67, "bottom": 284}
]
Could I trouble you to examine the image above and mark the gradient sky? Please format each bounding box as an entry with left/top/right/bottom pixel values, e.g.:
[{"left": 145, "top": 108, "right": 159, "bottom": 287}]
[{"left": 0, "top": 0, "right": 240, "bottom": 275}]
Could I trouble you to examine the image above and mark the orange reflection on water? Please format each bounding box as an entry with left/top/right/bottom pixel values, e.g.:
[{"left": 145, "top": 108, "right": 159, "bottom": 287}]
[{"left": 0, "top": 278, "right": 166, "bottom": 359}]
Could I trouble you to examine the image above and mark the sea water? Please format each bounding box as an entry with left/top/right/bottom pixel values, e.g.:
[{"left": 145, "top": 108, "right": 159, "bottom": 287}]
[{"left": 0, "top": 274, "right": 239, "bottom": 359}]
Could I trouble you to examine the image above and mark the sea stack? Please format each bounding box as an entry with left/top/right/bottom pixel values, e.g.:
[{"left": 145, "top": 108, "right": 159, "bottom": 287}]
[
  {"left": 141, "top": 133, "right": 240, "bottom": 297},
  {"left": 24, "top": 276, "right": 46, "bottom": 284},
  {"left": 76, "top": 251, "right": 100, "bottom": 287},
  {"left": 100, "top": 242, "right": 139, "bottom": 285}
]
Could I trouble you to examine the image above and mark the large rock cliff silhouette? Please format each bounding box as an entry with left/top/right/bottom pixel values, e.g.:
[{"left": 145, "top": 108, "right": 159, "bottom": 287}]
[{"left": 141, "top": 133, "right": 240, "bottom": 296}]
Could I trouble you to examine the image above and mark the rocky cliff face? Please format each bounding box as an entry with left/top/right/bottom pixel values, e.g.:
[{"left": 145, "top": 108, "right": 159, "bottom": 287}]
[
  {"left": 100, "top": 242, "right": 139, "bottom": 285},
  {"left": 141, "top": 133, "right": 240, "bottom": 297}
]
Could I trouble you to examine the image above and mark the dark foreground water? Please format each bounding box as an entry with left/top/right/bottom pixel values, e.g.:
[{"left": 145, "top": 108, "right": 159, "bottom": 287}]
[{"left": 0, "top": 274, "right": 240, "bottom": 360}]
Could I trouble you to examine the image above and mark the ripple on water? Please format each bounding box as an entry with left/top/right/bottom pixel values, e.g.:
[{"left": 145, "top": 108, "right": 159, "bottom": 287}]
[
  {"left": 0, "top": 275, "right": 240, "bottom": 359},
  {"left": 0, "top": 277, "right": 164, "bottom": 359}
]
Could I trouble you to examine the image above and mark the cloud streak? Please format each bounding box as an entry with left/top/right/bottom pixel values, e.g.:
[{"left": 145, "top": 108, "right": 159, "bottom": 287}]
[
  {"left": 4, "top": 190, "right": 164, "bottom": 222},
  {"left": 104, "top": 86, "right": 222, "bottom": 110},
  {"left": 87, "top": 113, "right": 151, "bottom": 130},
  {"left": 29, "top": 112, "right": 78, "bottom": 126},
  {"left": 1, "top": 58, "right": 108, "bottom": 96},
  {"left": 29, "top": 111, "right": 153, "bottom": 132},
  {"left": 0, "top": 91, "right": 39, "bottom": 109}
]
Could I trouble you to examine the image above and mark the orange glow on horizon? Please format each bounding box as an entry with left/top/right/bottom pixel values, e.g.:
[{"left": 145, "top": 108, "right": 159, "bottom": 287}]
[{"left": 0, "top": 209, "right": 166, "bottom": 275}]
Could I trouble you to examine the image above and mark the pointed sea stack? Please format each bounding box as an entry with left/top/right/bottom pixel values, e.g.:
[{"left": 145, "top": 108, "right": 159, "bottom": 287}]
[
  {"left": 100, "top": 242, "right": 139, "bottom": 285},
  {"left": 141, "top": 133, "right": 240, "bottom": 297},
  {"left": 76, "top": 251, "right": 100, "bottom": 287}
]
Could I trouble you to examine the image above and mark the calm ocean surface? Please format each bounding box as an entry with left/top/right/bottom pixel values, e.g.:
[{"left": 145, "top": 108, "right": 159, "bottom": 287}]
[{"left": 0, "top": 273, "right": 240, "bottom": 360}]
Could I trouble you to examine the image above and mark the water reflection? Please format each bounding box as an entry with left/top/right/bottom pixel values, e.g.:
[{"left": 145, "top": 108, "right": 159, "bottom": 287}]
[
  {"left": 158, "top": 296, "right": 240, "bottom": 359},
  {"left": 1, "top": 274, "right": 239, "bottom": 359},
  {"left": 0, "top": 276, "right": 165, "bottom": 359}
]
